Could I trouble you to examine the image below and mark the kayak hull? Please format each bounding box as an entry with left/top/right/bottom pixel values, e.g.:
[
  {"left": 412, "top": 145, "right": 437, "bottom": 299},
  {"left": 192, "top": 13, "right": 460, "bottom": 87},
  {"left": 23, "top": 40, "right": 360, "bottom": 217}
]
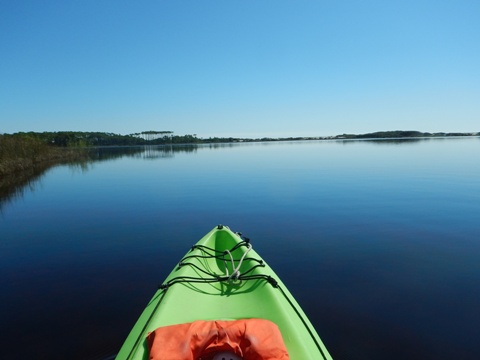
[{"left": 116, "top": 225, "right": 332, "bottom": 359}]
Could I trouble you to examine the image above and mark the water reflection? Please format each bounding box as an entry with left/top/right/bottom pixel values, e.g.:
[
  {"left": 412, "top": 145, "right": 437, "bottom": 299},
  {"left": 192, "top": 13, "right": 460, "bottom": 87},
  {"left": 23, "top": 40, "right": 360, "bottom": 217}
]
[
  {"left": 337, "top": 137, "right": 429, "bottom": 145},
  {"left": 0, "top": 163, "right": 49, "bottom": 212},
  {"left": 3, "top": 137, "right": 477, "bottom": 210},
  {"left": 340, "top": 136, "right": 479, "bottom": 145},
  {"left": 1, "top": 138, "right": 479, "bottom": 360},
  {"left": 0, "top": 145, "right": 199, "bottom": 210},
  {"left": 87, "top": 144, "right": 199, "bottom": 161}
]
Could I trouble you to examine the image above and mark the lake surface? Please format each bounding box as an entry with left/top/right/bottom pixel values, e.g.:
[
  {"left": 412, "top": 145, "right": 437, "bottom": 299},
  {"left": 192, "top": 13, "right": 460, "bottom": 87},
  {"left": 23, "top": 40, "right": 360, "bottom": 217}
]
[{"left": 1, "top": 138, "right": 479, "bottom": 360}]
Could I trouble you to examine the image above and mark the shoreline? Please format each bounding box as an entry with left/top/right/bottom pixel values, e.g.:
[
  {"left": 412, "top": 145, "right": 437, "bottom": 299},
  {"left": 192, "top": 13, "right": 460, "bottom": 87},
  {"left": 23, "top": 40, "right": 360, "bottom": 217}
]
[
  {"left": 0, "top": 136, "right": 88, "bottom": 177},
  {"left": 1, "top": 130, "right": 479, "bottom": 177},
  {"left": 1, "top": 132, "right": 478, "bottom": 208}
]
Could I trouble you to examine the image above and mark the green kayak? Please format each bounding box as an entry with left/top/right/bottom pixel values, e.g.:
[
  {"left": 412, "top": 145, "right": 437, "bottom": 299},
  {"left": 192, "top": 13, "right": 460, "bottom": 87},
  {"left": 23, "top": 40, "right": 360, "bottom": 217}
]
[{"left": 116, "top": 225, "right": 333, "bottom": 359}]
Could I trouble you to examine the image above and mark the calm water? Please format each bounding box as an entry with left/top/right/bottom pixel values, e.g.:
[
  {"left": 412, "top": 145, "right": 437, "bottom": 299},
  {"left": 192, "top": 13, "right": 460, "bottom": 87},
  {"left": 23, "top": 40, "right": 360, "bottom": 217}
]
[{"left": 1, "top": 138, "right": 479, "bottom": 360}]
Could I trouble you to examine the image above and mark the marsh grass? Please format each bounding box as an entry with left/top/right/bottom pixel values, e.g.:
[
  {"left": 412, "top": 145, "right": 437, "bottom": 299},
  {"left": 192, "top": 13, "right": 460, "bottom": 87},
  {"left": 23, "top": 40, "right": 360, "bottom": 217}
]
[
  {"left": 0, "top": 135, "right": 87, "bottom": 176},
  {"left": 0, "top": 136, "right": 89, "bottom": 209}
]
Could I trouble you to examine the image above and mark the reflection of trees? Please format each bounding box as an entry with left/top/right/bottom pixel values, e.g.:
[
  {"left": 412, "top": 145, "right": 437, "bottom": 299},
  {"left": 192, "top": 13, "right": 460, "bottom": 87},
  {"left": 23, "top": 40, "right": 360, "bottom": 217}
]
[
  {"left": 87, "top": 145, "right": 198, "bottom": 162},
  {"left": 140, "top": 146, "right": 175, "bottom": 160},
  {"left": 144, "top": 145, "right": 198, "bottom": 156},
  {"left": 363, "top": 138, "right": 426, "bottom": 145},
  {"left": 42, "top": 144, "right": 200, "bottom": 165},
  {"left": 0, "top": 145, "right": 199, "bottom": 210},
  {"left": 337, "top": 138, "right": 429, "bottom": 146},
  {"left": 207, "top": 143, "right": 235, "bottom": 150},
  {"left": 0, "top": 163, "right": 48, "bottom": 212}
]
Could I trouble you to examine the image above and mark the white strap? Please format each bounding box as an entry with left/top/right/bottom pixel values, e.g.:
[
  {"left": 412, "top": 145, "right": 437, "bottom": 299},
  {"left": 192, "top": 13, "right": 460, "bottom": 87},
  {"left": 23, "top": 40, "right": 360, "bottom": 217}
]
[{"left": 224, "top": 243, "right": 252, "bottom": 280}]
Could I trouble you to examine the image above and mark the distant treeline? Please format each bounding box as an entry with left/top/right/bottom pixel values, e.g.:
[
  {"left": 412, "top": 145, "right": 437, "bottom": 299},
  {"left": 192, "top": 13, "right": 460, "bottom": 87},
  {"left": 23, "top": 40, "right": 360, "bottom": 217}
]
[
  {"left": 1, "top": 130, "right": 251, "bottom": 146},
  {"left": 1, "top": 129, "right": 479, "bottom": 178},
  {"left": 1, "top": 131, "right": 201, "bottom": 147},
  {"left": 2, "top": 130, "right": 478, "bottom": 149},
  {"left": 335, "top": 130, "right": 478, "bottom": 139},
  {"left": 0, "top": 131, "right": 239, "bottom": 176}
]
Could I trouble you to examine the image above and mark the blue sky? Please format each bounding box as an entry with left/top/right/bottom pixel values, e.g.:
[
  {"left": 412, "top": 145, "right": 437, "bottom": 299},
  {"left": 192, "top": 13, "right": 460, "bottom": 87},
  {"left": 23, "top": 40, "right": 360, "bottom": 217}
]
[{"left": 1, "top": 0, "right": 479, "bottom": 138}]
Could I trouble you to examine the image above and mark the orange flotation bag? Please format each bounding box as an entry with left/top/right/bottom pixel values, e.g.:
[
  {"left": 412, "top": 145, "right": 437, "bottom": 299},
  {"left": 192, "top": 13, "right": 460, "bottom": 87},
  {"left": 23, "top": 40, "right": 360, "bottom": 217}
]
[{"left": 146, "top": 318, "right": 290, "bottom": 360}]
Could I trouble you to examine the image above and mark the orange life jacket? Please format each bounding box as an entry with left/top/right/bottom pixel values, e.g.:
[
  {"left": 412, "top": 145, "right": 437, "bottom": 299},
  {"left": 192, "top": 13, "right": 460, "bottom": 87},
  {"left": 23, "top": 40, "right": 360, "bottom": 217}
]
[{"left": 147, "top": 318, "right": 290, "bottom": 360}]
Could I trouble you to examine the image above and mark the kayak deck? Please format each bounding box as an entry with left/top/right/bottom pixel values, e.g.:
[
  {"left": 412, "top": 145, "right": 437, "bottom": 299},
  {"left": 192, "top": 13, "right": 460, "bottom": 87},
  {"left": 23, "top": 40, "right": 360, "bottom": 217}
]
[{"left": 116, "top": 225, "right": 332, "bottom": 359}]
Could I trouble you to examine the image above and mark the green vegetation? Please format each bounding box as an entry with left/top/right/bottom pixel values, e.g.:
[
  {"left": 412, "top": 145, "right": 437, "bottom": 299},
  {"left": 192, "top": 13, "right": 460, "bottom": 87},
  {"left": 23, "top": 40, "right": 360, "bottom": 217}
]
[
  {"left": 0, "top": 130, "right": 205, "bottom": 177},
  {"left": 0, "top": 134, "right": 87, "bottom": 176},
  {"left": 0, "top": 130, "right": 211, "bottom": 147},
  {"left": 333, "top": 130, "right": 478, "bottom": 139}
]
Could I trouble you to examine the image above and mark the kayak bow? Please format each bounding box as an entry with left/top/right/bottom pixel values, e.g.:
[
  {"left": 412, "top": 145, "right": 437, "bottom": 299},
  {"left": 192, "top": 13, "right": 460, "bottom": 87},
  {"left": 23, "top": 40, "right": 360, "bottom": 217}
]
[{"left": 116, "top": 225, "right": 332, "bottom": 359}]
